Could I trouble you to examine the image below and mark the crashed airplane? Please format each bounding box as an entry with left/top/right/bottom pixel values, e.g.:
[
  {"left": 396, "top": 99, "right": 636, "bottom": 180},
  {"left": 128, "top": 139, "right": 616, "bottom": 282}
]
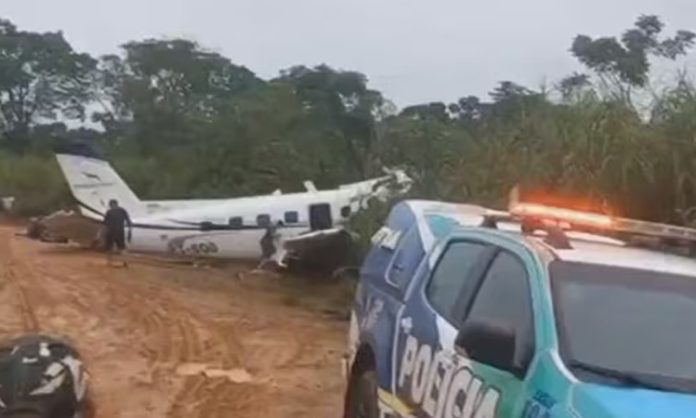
[{"left": 50, "top": 143, "right": 413, "bottom": 269}]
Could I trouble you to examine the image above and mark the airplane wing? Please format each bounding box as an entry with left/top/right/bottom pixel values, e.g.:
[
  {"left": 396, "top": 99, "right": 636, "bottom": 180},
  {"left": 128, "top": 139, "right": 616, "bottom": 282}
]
[{"left": 279, "top": 228, "right": 361, "bottom": 273}]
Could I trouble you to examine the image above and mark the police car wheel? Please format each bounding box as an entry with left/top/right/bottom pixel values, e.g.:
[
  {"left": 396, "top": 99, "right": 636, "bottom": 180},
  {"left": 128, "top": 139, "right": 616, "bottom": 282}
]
[{"left": 346, "top": 369, "right": 379, "bottom": 418}]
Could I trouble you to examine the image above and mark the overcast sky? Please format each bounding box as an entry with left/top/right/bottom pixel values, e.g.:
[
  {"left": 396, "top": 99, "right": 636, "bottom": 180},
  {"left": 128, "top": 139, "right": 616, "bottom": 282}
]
[{"left": 2, "top": 0, "right": 695, "bottom": 107}]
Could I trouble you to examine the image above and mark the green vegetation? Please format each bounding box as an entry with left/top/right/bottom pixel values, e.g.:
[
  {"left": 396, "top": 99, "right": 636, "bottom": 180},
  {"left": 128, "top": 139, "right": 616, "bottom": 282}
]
[{"left": 1, "top": 15, "right": 696, "bottom": 226}]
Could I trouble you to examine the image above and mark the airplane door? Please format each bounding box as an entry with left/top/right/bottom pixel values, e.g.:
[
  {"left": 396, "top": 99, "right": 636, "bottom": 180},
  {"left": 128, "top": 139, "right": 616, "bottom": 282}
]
[{"left": 309, "top": 203, "right": 333, "bottom": 230}]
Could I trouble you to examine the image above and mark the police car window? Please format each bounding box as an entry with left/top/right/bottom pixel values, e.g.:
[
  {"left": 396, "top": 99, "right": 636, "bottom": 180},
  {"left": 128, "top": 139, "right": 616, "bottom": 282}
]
[
  {"left": 426, "top": 241, "right": 488, "bottom": 325},
  {"left": 465, "top": 251, "right": 535, "bottom": 369}
]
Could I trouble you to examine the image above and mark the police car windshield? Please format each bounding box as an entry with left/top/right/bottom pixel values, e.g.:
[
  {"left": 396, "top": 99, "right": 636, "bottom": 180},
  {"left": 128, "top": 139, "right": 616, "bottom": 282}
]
[{"left": 551, "top": 260, "right": 696, "bottom": 392}]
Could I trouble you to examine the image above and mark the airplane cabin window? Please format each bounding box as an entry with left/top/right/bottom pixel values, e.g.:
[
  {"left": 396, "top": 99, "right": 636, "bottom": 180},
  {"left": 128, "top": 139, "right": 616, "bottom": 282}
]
[
  {"left": 229, "top": 217, "right": 243, "bottom": 228},
  {"left": 257, "top": 214, "right": 271, "bottom": 227},
  {"left": 284, "top": 211, "right": 299, "bottom": 224}
]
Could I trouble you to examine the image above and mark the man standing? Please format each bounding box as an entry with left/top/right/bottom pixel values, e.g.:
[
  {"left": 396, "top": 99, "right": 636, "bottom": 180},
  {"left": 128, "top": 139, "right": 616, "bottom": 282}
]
[
  {"left": 103, "top": 199, "right": 132, "bottom": 267},
  {"left": 253, "top": 221, "right": 285, "bottom": 271},
  {"left": 271, "top": 221, "right": 287, "bottom": 268},
  {"left": 256, "top": 222, "right": 277, "bottom": 270}
]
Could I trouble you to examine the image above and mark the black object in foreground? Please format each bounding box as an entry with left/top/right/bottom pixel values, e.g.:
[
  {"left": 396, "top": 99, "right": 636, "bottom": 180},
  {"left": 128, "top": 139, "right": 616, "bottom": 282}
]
[{"left": 0, "top": 334, "right": 89, "bottom": 418}]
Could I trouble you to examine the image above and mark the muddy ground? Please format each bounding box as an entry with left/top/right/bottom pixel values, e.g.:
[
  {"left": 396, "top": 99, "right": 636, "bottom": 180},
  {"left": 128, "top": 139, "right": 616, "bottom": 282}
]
[{"left": 0, "top": 224, "right": 349, "bottom": 417}]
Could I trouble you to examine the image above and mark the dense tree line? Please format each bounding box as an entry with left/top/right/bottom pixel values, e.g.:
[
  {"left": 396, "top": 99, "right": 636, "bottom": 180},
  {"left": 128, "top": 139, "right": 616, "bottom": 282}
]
[{"left": 1, "top": 15, "right": 696, "bottom": 227}]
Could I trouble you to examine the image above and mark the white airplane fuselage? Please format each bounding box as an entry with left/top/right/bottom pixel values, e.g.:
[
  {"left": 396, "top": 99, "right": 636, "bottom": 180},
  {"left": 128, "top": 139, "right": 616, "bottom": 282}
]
[
  {"left": 54, "top": 150, "right": 412, "bottom": 261},
  {"left": 123, "top": 187, "right": 371, "bottom": 259}
]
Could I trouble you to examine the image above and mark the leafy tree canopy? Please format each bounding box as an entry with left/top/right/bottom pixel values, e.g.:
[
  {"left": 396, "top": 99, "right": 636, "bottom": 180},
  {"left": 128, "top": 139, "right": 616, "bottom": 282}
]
[
  {"left": 0, "top": 19, "right": 96, "bottom": 147},
  {"left": 571, "top": 15, "right": 695, "bottom": 87}
]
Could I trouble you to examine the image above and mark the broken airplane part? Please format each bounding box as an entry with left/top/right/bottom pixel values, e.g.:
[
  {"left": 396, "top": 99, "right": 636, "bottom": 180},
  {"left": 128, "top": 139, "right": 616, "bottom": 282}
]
[{"left": 53, "top": 143, "right": 413, "bottom": 268}]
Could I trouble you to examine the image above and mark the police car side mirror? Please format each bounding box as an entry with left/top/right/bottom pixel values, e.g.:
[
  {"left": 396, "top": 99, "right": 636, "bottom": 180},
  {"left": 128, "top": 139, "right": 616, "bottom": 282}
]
[{"left": 456, "top": 320, "right": 519, "bottom": 376}]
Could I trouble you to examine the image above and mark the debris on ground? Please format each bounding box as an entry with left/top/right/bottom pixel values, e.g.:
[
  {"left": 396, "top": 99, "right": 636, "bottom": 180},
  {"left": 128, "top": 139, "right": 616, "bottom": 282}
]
[
  {"left": 0, "top": 196, "right": 14, "bottom": 212},
  {"left": 25, "top": 210, "right": 100, "bottom": 246}
]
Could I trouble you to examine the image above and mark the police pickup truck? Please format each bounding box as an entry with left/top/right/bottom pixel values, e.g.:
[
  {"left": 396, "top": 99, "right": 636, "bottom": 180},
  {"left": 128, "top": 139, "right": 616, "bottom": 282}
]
[{"left": 343, "top": 199, "right": 696, "bottom": 418}]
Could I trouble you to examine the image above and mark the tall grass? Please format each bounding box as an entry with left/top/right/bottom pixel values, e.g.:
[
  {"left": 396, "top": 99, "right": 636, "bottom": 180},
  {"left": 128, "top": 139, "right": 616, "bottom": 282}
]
[
  {"left": 377, "top": 86, "right": 696, "bottom": 225},
  {"left": 3, "top": 81, "right": 696, "bottom": 225}
]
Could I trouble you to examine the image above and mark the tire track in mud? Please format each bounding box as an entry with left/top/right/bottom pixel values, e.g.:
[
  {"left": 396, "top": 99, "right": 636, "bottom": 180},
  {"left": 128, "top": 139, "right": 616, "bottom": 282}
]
[
  {"left": 29, "top": 259, "right": 262, "bottom": 418},
  {"left": 3, "top": 267, "right": 40, "bottom": 331},
  {"left": 32, "top": 264, "right": 237, "bottom": 366},
  {"left": 0, "top": 227, "right": 346, "bottom": 418},
  {"left": 0, "top": 231, "right": 39, "bottom": 332}
]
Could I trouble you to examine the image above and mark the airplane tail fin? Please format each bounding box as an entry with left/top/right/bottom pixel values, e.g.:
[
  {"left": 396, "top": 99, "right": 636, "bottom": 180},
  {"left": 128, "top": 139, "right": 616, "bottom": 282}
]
[{"left": 55, "top": 143, "right": 144, "bottom": 220}]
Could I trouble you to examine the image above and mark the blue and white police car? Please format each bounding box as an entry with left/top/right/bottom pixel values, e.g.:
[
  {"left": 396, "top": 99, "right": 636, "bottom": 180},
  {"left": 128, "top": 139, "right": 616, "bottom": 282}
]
[{"left": 343, "top": 199, "right": 696, "bottom": 418}]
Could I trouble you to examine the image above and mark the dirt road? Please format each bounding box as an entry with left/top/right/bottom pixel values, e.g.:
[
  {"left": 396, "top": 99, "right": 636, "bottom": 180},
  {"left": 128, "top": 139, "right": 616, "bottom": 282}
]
[{"left": 0, "top": 226, "right": 348, "bottom": 417}]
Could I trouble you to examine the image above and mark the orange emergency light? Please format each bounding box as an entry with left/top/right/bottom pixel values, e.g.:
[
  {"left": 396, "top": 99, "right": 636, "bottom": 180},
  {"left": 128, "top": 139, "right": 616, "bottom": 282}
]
[
  {"left": 499, "top": 185, "right": 696, "bottom": 249},
  {"left": 510, "top": 203, "right": 614, "bottom": 229},
  {"left": 505, "top": 184, "right": 613, "bottom": 230}
]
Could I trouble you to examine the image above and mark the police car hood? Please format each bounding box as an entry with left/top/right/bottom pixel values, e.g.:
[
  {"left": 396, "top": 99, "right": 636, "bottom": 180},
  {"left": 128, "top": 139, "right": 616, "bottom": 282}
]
[{"left": 572, "top": 383, "right": 696, "bottom": 417}]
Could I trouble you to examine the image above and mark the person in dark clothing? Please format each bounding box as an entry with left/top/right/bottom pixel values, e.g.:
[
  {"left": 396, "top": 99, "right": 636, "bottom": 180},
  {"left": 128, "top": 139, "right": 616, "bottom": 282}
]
[
  {"left": 255, "top": 221, "right": 284, "bottom": 271},
  {"left": 102, "top": 199, "right": 132, "bottom": 267},
  {"left": 257, "top": 223, "right": 277, "bottom": 268}
]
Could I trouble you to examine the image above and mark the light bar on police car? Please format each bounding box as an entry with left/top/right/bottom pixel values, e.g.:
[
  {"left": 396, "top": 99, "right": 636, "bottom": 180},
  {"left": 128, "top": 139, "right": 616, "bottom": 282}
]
[
  {"left": 510, "top": 203, "right": 614, "bottom": 228},
  {"left": 508, "top": 201, "right": 696, "bottom": 244}
]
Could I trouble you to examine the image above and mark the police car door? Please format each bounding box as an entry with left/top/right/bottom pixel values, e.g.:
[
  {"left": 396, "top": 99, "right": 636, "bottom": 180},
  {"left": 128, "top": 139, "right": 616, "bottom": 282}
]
[
  {"left": 452, "top": 247, "right": 537, "bottom": 418},
  {"left": 392, "top": 239, "right": 497, "bottom": 418}
]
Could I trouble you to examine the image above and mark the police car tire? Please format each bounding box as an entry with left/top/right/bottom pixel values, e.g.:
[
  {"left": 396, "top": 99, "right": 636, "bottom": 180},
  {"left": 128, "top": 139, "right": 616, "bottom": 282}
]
[{"left": 345, "top": 369, "right": 379, "bottom": 418}]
